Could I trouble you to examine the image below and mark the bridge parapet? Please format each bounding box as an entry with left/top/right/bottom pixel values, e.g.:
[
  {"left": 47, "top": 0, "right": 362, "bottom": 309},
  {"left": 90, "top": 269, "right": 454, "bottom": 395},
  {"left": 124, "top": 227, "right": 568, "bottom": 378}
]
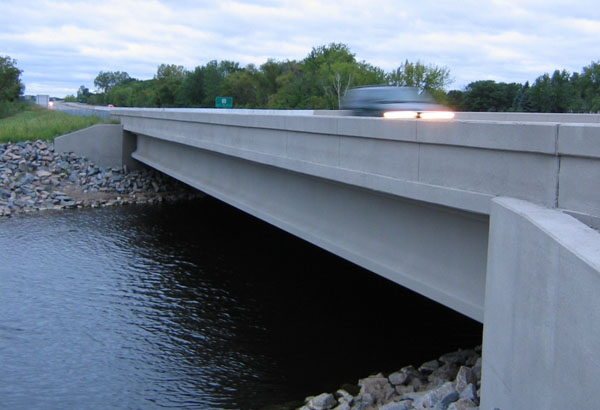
[{"left": 115, "top": 109, "right": 600, "bottom": 229}]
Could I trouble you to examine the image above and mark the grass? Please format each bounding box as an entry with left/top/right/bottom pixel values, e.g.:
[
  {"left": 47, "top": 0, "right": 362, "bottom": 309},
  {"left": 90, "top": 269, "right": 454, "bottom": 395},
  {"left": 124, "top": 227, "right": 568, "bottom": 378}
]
[{"left": 0, "top": 104, "right": 111, "bottom": 143}]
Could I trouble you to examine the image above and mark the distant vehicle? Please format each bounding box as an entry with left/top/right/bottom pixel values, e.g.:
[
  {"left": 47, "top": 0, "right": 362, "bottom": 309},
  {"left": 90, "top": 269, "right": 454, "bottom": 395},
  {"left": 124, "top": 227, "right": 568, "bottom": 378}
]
[
  {"left": 340, "top": 86, "right": 454, "bottom": 119},
  {"left": 107, "top": 104, "right": 114, "bottom": 108}
]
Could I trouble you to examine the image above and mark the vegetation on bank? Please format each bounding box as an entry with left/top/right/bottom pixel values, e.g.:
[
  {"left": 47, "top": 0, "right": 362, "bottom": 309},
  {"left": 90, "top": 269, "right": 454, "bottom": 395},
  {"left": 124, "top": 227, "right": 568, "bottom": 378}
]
[{"left": 0, "top": 104, "right": 107, "bottom": 143}]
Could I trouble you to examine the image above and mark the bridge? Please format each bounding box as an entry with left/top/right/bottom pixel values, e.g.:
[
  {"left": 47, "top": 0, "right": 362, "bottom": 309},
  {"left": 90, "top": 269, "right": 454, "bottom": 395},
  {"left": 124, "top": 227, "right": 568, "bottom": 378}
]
[{"left": 55, "top": 105, "right": 600, "bottom": 410}]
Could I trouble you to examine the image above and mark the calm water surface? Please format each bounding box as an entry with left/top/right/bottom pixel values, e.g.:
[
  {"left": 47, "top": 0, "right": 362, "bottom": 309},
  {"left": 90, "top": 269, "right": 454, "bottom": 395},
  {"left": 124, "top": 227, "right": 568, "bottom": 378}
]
[{"left": 0, "top": 198, "right": 482, "bottom": 409}]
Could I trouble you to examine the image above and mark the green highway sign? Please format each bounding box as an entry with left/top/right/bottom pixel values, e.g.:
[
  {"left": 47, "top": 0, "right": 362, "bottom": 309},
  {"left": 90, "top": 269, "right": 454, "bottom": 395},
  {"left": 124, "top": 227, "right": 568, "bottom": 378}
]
[{"left": 215, "top": 96, "right": 233, "bottom": 108}]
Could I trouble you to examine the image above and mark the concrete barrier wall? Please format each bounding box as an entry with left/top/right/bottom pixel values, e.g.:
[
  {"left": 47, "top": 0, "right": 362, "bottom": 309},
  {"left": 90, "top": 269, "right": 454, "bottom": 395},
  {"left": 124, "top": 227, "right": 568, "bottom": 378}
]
[
  {"left": 54, "top": 124, "right": 141, "bottom": 170},
  {"left": 115, "top": 109, "right": 600, "bottom": 229},
  {"left": 481, "top": 197, "right": 600, "bottom": 409},
  {"left": 53, "top": 102, "right": 113, "bottom": 120},
  {"left": 454, "top": 111, "right": 600, "bottom": 123}
]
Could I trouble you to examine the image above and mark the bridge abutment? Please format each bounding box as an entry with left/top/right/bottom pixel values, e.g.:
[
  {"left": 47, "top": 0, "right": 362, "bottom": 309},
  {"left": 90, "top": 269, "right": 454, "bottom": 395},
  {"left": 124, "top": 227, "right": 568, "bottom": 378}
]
[{"left": 482, "top": 197, "right": 600, "bottom": 409}]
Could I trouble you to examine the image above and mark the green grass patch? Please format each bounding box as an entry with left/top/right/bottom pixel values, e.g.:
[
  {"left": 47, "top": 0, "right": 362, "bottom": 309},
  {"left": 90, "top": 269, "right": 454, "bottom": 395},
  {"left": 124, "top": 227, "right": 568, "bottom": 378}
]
[{"left": 0, "top": 105, "right": 111, "bottom": 143}]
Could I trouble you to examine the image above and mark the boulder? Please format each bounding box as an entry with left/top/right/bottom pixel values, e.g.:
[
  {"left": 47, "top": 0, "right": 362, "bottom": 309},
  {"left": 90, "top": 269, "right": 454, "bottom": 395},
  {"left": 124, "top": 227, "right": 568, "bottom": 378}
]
[
  {"left": 306, "top": 393, "right": 337, "bottom": 410},
  {"left": 454, "top": 366, "right": 476, "bottom": 393}
]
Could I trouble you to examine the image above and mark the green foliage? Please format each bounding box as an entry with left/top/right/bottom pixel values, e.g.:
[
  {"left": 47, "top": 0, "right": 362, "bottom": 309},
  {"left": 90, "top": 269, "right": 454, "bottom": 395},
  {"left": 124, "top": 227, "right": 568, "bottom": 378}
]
[
  {"left": 459, "top": 80, "right": 522, "bottom": 112},
  {"left": 0, "top": 100, "right": 28, "bottom": 119},
  {"left": 0, "top": 56, "right": 25, "bottom": 102},
  {"left": 0, "top": 104, "right": 108, "bottom": 142},
  {"left": 71, "top": 45, "right": 600, "bottom": 113},
  {"left": 94, "top": 71, "right": 131, "bottom": 94},
  {"left": 387, "top": 60, "right": 452, "bottom": 94},
  {"left": 579, "top": 61, "right": 600, "bottom": 112},
  {"left": 154, "top": 64, "right": 187, "bottom": 107},
  {"left": 220, "top": 66, "right": 259, "bottom": 108}
]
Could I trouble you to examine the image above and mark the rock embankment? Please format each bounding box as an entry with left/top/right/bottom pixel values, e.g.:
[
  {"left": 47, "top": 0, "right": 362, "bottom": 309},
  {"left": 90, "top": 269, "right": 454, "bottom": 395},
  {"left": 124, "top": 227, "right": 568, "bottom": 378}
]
[
  {"left": 298, "top": 347, "right": 481, "bottom": 410},
  {"left": 0, "top": 140, "right": 202, "bottom": 216}
]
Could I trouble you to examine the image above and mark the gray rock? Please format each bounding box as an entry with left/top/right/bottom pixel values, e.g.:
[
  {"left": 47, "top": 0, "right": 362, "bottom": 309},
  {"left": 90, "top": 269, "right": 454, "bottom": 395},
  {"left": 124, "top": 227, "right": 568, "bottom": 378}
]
[
  {"left": 439, "top": 350, "right": 476, "bottom": 367},
  {"left": 335, "top": 389, "right": 354, "bottom": 405},
  {"left": 419, "top": 359, "right": 440, "bottom": 374},
  {"left": 428, "top": 363, "right": 459, "bottom": 385},
  {"left": 447, "top": 398, "right": 478, "bottom": 410},
  {"left": 380, "top": 400, "right": 415, "bottom": 410},
  {"left": 358, "top": 374, "right": 395, "bottom": 405},
  {"left": 389, "top": 371, "right": 409, "bottom": 386},
  {"left": 395, "top": 384, "right": 415, "bottom": 396},
  {"left": 471, "top": 358, "right": 482, "bottom": 381},
  {"left": 458, "top": 384, "right": 477, "bottom": 402},
  {"left": 351, "top": 392, "right": 374, "bottom": 409},
  {"left": 454, "top": 366, "right": 476, "bottom": 393},
  {"left": 0, "top": 141, "right": 202, "bottom": 217},
  {"left": 413, "top": 382, "right": 457, "bottom": 409},
  {"left": 307, "top": 393, "right": 337, "bottom": 410}
]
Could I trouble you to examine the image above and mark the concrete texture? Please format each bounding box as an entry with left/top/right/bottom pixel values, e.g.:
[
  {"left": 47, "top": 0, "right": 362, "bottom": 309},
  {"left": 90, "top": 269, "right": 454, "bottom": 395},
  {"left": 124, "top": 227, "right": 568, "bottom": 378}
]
[
  {"left": 54, "top": 124, "right": 141, "bottom": 170},
  {"left": 481, "top": 197, "right": 600, "bottom": 410},
  {"left": 114, "top": 109, "right": 600, "bottom": 228},
  {"left": 454, "top": 111, "right": 600, "bottom": 123}
]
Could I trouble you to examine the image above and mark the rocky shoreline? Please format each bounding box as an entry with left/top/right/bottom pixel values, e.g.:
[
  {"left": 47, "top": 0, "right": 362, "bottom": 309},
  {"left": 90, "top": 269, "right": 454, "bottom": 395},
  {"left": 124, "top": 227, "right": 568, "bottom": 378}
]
[
  {"left": 0, "top": 140, "right": 202, "bottom": 216},
  {"left": 296, "top": 347, "right": 481, "bottom": 410}
]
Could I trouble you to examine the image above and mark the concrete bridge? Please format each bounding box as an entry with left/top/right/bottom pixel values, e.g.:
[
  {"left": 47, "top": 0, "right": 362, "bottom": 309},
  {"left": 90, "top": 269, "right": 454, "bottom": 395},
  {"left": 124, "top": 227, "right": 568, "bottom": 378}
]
[{"left": 56, "top": 106, "right": 600, "bottom": 410}]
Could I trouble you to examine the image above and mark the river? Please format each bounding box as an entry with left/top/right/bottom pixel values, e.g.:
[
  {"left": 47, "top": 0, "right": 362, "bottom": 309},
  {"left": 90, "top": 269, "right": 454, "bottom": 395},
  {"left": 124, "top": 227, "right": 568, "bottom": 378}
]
[{"left": 0, "top": 197, "right": 482, "bottom": 409}]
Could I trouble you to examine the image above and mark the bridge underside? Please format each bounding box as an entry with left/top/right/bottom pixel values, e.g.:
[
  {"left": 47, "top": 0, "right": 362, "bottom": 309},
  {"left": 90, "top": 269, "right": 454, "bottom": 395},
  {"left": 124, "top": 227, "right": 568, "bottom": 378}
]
[{"left": 133, "top": 133, "right": 488, "bottom": 321}]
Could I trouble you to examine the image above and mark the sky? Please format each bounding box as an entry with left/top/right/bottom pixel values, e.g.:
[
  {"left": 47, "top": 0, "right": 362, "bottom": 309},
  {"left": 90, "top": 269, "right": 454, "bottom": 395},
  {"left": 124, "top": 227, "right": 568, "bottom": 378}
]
[{"left": 1, "top": 0, "right": 599, "bottom": 98}]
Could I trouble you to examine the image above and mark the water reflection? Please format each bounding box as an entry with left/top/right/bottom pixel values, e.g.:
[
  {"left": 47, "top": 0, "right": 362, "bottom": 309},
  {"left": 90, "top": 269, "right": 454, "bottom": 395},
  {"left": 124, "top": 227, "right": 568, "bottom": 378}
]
[{"left": 0, "top": 198, "right": 482, "bottom": 409}]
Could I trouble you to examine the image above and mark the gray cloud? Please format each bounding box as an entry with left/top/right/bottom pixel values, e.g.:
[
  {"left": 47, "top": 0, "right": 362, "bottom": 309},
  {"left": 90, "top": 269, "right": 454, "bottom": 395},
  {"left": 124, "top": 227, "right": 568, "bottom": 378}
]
[{"left": 1, "top": 0, "right": 599, "bottom": 97}]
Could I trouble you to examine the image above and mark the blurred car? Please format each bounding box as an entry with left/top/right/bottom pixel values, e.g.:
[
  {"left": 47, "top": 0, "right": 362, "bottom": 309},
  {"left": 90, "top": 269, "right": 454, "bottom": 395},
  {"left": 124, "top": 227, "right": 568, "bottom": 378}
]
[{"left": 340, "top": 86, "right": 454, "bottom": 119}]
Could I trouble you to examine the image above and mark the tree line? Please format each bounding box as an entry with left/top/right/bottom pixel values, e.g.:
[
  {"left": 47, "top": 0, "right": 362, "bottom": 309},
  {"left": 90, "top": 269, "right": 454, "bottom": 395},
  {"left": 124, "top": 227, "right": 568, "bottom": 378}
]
[
  {"left": 69, "top": 42, "right": 599, "bottom": 113},
  {"left": 2, "top": 44, "right": 599, "bottom": 114},
  {"left": 447, "top": 64, "right": 600, "bottom": 113},
  {"left": 68, "top": 43, "right": 453, "bottom": 109}
]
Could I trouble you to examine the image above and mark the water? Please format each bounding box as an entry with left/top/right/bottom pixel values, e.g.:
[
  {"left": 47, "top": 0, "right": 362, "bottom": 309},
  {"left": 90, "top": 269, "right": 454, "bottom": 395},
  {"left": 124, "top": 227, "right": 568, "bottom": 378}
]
[{"left": 0, "top": 198, "right": 482, "bottom": 409}]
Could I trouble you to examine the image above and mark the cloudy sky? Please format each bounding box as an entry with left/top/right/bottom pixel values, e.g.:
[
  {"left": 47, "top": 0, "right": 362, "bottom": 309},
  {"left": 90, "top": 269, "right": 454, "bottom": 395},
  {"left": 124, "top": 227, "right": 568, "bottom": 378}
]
[{"left": 1, "top": 0, "right": 599, "bottom": 97}]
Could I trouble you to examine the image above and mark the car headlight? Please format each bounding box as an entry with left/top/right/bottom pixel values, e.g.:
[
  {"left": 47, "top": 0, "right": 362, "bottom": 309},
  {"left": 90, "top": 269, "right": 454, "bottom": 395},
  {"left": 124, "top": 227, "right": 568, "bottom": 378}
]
[
  {"left": 383, "top": 110, "right": 454, "bottom": 120},
  {"left": 383, "top": 111, "right": 419, "bottom": 119},
  {"left": 419, "top": 111, "right": 455, "bottom": 120}
]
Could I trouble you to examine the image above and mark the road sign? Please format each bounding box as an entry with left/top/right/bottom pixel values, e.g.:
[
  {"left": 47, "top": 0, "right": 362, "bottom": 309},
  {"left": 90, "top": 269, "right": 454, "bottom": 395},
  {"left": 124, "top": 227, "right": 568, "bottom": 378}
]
[{"left": 215, "top": 97, "right": 233, "bottom": 108}]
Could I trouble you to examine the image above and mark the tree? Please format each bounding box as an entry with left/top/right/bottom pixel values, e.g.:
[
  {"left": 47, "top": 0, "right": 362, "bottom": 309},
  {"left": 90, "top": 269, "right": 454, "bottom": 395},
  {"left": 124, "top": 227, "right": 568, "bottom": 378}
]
[
  {"left": 0, "top": 56, "right": 24, "bottom": 101},
  {"left": 178, "top": 66, "right": 205, "bottom": 107},
  {"left": 461, "top": 80, "right": 521, "bottom": 112},
  {"left": 579, "top": 61, "right": 600, "bottom": 112},
  {"left": 76, "top": 85, "right": 91, "bottom": 103},
  {"left": 387, "top": 60, "right": 452, "bottom": 96},
  {"left": 154, "top": 64, "right": 187, "bottom": 107},
  {"left": 94, "top": 71, "right": 131, "bottom": 94},
  {"left": 304, "top": 43, "right": 358, "bottom": 108},
  {"left": 220, "top": 65, "right": 259, "bottom": 108}
]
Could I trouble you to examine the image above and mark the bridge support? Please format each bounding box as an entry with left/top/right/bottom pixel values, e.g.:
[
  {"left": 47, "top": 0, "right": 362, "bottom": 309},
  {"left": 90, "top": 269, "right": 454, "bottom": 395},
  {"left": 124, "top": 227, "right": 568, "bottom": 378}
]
[
  {"left": 482, "top": 197, "right": 600, "bottom": 409},
  {"left": 132, "top": 133, "right": 489, "bottom": 321}
]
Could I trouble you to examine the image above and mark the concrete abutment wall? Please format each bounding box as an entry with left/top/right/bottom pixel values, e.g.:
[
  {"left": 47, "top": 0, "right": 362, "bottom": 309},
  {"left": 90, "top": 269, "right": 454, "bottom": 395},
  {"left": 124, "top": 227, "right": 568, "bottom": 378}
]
[
  {"left": 482, "top": 197, "right": 600, "bottom": 409},
  {"left": 54, "top": 124, "right": 142, "bottom": 170}
]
